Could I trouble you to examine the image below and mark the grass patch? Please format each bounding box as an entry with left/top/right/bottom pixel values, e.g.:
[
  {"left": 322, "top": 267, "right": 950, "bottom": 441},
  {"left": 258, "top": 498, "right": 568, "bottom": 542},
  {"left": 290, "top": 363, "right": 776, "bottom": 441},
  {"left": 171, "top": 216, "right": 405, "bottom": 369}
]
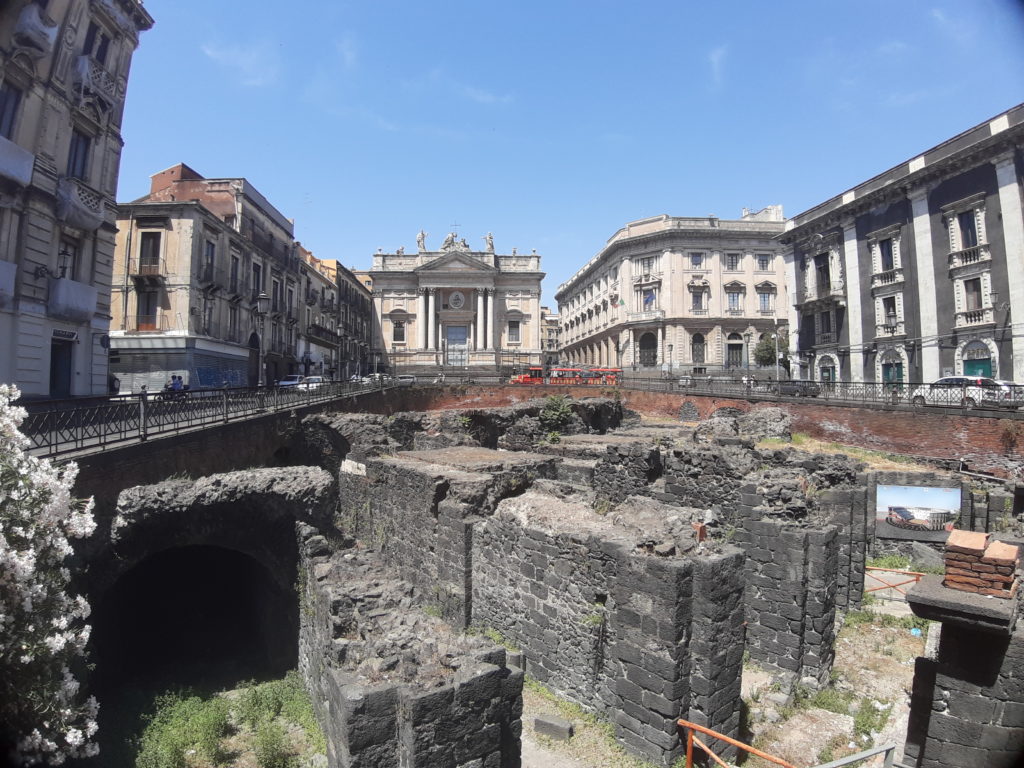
[
  {"left": 468, "top": 625, "right": 522, "bottom": 653},
  {"left": 757, "top": 432, "right": 930, "bottom": 470},
  {"left": 136, "top": 692, "right": 230, "bottom": 768},
  {"left": 844, "top": 609, "right": 930, "bottom": 633},
  {"left": 134, "top": 672, "right": 325, "bottom": 768},
  {"left": 866, "top": 554, "right": 911, "bottom": 570}
]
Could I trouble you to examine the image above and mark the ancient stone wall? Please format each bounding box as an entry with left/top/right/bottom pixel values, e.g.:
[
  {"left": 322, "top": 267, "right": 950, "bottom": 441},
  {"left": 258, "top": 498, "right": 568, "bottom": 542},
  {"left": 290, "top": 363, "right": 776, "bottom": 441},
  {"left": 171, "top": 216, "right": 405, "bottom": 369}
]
[
  {"left": 298, "top": 530, "right": 523, "bottom": 768},
  {"left": 472, "top": 493, "right": 746, "bottom": 766}
]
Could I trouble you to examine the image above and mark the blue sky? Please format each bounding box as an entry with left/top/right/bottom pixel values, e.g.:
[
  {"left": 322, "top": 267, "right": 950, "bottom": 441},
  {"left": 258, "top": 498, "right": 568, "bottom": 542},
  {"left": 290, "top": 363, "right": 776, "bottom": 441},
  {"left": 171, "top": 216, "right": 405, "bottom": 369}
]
[{"left": 117, "top": 1, "right": 1024, "bottom": 306}]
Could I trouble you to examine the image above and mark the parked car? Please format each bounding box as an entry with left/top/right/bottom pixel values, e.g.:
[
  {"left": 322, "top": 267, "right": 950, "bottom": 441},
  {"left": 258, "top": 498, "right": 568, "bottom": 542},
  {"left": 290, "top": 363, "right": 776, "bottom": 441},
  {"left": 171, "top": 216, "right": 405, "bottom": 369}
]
[
  {"left": 993, "top": 380, "right": 1024, "bottom": 408},
  {"left": 909, "top": 376, "right": 1009, "bottom": 409},
  {"left": 396, "top": 374, "right": 416, "bottom": 387},
  {"left": 277, "top": 374, "right": 303, "bottom": 388},
  {"left": 770, "top": 380, "right": 821, "bottom": 397},
  {"left": 297, "top": 376, "right": 325, "bottom": 390}
]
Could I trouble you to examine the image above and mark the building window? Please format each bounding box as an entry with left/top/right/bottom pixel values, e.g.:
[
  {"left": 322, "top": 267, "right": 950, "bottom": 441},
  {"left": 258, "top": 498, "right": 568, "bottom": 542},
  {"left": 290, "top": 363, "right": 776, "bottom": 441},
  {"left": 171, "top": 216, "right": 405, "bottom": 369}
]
[
  {"left": 83, "top": 22, "right": 111, "bottom": 66},
  {"left": 727, "top": 291, "right": 742, "bottom": 311},
  {"left": 642, "top": 288, "right": 657, "bottom": 310},
  {"left": 879, "top": 239, "right": 894, "bottom": 272},
  {"left": 251, "top": 263, "right": 263, "bottom": 297},
  {"left": 957, "top": 210, "right": 979, "bottom": 250},
  {"left": 636, "top": 255, "right": 659, "bottom": 276},
  {"left": 815, "top": 253, "right": 831, "bottom": 293},
  {"left": 139, "top": 232, "right": 160, "bottom": 274},
  {"left": 756, "top": 253, "right": 773, "bottom": 271},
  {"left": 691, "top": 291, "right": 705, "bottom": 311},
  {"left": 228, "top": 305, "right": 239, "bottom": 340},
  {"left": 819, "top": 310, "right": 833, "bottom": 340},
  {"left": 508, "top": 320, "right": 520, "bottom": 343},
  {"left": 689, "top": 253, "right": 704, "bottom": 269},
  {"left": 882, "top": 296, "right": 897, "bottom": 327},
  {"left": 964, "top": 277, "right": 982, "bottom": 310},
  {"left": 0, "top": 82, "right": 22, "bottom": 140},
  {"left": 60, "top": 240, "right": 78, "bottom": 280},
  {"left": 726, "top": 253, "right": 741, "bottom": 271},
  {"left": 758, "top": 291, "right": 772, "bottom": 312},
  {"left": 393, "top": 320, "right": 405, "bottom": 343},
  {"left": 67, "top": 130, "right": 90, "bottom": 180},
  {"left": 272, "top": 279, "right": 281, "bottom": 312},
  {"left": 230, "top": 255, "right": 240, "bottom": 292}
]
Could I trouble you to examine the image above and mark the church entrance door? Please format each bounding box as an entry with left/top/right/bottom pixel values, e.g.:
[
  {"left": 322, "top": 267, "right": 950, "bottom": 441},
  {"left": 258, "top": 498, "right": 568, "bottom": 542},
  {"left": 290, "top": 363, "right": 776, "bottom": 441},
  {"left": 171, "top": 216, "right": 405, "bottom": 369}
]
[{"left": 445, "top": 325, "right": 468, "bottom": 366}]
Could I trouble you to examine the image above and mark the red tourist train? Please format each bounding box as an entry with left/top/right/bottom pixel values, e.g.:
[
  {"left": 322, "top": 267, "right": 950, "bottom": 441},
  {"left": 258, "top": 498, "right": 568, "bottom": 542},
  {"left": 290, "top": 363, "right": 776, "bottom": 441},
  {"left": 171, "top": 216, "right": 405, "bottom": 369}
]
[{"left": 511, "top": 367, "right": 621, "bottom": 385}]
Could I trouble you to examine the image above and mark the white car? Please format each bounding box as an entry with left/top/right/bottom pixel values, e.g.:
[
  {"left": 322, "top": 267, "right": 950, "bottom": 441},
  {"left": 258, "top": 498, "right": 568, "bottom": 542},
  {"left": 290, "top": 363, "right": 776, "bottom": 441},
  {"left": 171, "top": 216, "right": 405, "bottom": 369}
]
[
  {"left": 277, "top": 374, "right": 303, "bottom": 388},
  {"left": 909, "top": 376, "right": 1007, "bottom": 409},
  {"left": 297, "top": 376, "right": 324, "bottom": 390}
]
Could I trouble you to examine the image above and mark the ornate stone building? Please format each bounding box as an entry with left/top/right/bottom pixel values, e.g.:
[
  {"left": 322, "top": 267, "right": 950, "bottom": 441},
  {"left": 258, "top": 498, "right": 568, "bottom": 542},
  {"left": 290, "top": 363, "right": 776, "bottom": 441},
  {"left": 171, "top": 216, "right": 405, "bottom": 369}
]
[
  {"left": 782, "top": 103, "right": 1024, "bottom": 385},
  {"left": 556, "top": 210, "right": 788, "bottom": 373},
  {"left": 368, "top": 232, "right": 544, "bottom": 370},
  {"left": 0, "top": 0, "right": 152, "bottom": 397}
]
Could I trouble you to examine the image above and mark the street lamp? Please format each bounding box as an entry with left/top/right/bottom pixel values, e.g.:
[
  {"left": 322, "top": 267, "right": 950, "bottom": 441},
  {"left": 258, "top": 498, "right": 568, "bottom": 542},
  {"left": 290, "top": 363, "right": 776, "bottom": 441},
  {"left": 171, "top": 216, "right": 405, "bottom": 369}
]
[
  {"left": 255, "top": 292, "right": 269, "bottom": 387},
  {"left": 773, "top": 318, "right": 781, "bottom": 384},
  {"left": 743, "top": 332, "right": 752, "bottom": 376}
]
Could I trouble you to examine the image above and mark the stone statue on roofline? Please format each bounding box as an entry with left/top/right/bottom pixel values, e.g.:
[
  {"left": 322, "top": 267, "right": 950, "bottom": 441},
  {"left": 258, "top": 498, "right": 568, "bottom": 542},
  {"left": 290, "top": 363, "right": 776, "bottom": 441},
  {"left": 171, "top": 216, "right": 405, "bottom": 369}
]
[
  {"left": 484, "top": 232, "right": 494, "bottom": 253},
  {"left": 441, "top": 232, "right": 456, "bottom": 250},
  {"left": 417, "top": 230, "right": 427, "bottom": 251}
]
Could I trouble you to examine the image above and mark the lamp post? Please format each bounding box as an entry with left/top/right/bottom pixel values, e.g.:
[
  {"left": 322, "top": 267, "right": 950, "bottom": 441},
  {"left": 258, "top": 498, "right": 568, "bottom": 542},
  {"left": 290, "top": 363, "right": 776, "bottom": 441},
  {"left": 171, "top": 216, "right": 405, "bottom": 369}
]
[
  {"left": 743, "top": 332, "right": 752, "bottom": 376},
  {"left": 255, "top": 292, "right": 269, "bottom": 387},
  {"left": 774, "top": 317, "right": 782, "bottom": 383}
]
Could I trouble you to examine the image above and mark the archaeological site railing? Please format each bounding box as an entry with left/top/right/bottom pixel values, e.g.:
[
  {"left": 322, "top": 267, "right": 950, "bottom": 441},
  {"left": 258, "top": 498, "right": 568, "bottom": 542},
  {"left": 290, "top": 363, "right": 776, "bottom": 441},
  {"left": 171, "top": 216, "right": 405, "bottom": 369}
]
[
  {"left": 19, "top": 379, "right": 395, "bottom": 459},
  {"left": 676, "top": 718, "right": 897, "bottom": 768}
]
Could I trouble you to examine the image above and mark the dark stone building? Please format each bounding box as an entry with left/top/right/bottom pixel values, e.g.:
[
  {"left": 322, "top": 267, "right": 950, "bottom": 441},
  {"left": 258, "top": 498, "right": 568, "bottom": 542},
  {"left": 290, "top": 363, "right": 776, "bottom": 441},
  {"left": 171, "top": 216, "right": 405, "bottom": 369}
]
[{"left": 780, "top": 103, "right": 1024, "bottom": 386}]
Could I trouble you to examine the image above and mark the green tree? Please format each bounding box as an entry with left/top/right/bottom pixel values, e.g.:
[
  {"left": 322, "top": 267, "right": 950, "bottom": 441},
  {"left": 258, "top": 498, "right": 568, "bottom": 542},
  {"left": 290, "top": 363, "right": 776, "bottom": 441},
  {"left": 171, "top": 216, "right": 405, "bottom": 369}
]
[{"left": 753, "top": 329, "right": 788, "bottom": 368}]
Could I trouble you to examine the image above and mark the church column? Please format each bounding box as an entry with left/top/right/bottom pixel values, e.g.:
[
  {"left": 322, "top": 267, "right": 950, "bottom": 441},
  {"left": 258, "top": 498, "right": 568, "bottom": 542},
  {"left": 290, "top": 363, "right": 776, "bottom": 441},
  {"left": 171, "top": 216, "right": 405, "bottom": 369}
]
[
  {"left": 427, "top": 289, "right": 437, "bottom": 350},
  {"left": 476, "top": 289, "right": 485, "bottom": 350},
  {"left": 488, "top": 289, "right": 498, "bottom": 351},
  {"left": 418, "top": 289, "right": 427, "bottom": 349}
]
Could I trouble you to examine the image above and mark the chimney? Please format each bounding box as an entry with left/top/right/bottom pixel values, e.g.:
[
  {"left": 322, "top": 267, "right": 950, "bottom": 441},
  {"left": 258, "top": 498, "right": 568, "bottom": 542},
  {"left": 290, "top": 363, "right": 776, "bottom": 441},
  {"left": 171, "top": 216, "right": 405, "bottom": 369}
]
[{"left": 149, "top": 163, "right": 204, "bottom": 195}]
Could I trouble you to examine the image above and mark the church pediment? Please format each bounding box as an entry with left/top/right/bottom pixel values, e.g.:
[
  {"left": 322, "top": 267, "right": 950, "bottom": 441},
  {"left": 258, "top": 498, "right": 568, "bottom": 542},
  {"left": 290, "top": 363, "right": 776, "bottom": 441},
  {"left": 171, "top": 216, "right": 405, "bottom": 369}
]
[{"left": 414, "top": 252, "right": 498, "bottom": 274}]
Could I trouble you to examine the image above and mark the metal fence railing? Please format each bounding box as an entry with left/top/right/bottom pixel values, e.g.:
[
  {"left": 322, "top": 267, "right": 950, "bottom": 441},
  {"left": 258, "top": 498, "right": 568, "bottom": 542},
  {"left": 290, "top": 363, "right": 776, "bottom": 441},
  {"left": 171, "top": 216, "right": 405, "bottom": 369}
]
[{"left": 19, "top": 380, "right": 395, "bottom": 459}]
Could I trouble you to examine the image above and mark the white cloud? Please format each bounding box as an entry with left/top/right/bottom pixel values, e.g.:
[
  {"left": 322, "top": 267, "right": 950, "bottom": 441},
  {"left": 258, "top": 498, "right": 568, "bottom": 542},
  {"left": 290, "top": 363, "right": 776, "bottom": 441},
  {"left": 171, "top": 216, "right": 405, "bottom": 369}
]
[
  {"left": 460, "top": 84, "right": 513, "bottom": 105},
  {"left": 335, "top": 36, "right": 358, "bottom": 70},
  {"left": 708, "top": 45, "right": 728, "bottom": 88},
  {"left": 930, "top": 8, "right": 974, "bottom": 45},
  {"left": 201, "top": 40, "right": 280, "bottom": 87}
]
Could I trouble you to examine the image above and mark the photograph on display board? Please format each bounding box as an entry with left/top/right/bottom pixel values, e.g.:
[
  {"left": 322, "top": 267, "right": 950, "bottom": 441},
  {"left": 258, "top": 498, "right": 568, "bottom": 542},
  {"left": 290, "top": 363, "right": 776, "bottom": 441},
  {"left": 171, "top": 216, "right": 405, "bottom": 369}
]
[{"left": 876, "top": 484, "right": 961, "bottom": 533}]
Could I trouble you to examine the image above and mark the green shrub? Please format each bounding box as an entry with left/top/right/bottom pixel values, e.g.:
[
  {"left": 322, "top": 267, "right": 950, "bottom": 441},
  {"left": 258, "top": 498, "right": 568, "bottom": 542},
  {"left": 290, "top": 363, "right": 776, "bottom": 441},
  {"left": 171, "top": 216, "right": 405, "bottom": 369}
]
[
  {"left": 867, "top": 554, "right": 911, "bottom": 570},
  {"left": 539, "top": 395, "right": 574, "bottom": 432},
  {"left": 853, "top": 697, "right": 890, "bottom": 739},
  {"left": 136, "top": 692, "right": 230, "bottom": 768},
  {"left": 254, "top": 721, "right": 293, "bottom": 768}
]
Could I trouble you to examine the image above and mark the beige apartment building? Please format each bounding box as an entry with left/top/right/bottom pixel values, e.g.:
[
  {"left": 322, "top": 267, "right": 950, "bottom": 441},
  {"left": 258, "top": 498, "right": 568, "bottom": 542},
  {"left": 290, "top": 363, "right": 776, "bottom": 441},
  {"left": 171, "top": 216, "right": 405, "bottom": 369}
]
[
  {"left": 556, "top": 209, "right": 789, "bottom": 374},
  {"left": 368, "top": 232, "right": 545, "bottom": 371},
  {"left": 0, "top": 0, "right": 152, "bottom": 398},
  {"left": 111, "top": 163, "right": 372, "bottom": 391}
]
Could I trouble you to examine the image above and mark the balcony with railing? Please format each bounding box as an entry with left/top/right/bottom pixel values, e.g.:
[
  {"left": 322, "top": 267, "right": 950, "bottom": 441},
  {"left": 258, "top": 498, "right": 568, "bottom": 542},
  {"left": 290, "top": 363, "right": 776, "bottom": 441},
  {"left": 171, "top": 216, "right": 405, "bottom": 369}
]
[
  {"left": 759, "top": 308, "right": 776, "bottom": 317},
  {"left": 130, "top": 256, "right": 166, "bottom": 279},
  {"left": 955, "top": 307, "right": 995, "bottom": 328},
  {"left": 875, "top": 318, "right": 906, "bottom": 338},
  {"left": 125, "top": 312, "right": 173, "bottom": 332},
  {"left": 948, "top": 244, "right": 990, "bottom": 271},
  {"left": 627, "top": 309, "right": 665, "bottom": 323},
  {"left": 56, "top": 177, "right": 104, "bottom": 231},
  {"left": 817, "top": 332, "right": 836, "bottom": 344},
  {"left": 308, "top": 323, "right": 341, "bottom": 346},
  {"left": 870, "top": 268, "right": 904, "bottom": 289},
  {"left": 690, "top": 308, "right": 709, "bottom": 316},
  {"left": 801, "top": 280, "right": 845, "bottom": 304},
  {"left": 72, "top": 55, "right": 116, "bottom": 110},
  {"left": 726, "top": 308, "right": 745, "bottom": 316}
]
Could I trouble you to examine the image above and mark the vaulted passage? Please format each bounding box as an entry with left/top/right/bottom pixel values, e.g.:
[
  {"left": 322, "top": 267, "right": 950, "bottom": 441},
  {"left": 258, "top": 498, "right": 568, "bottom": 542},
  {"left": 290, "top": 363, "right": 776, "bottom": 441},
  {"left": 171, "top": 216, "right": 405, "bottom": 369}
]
[{"left": 92, "top": 545, "right": 297, "bottom": 693}]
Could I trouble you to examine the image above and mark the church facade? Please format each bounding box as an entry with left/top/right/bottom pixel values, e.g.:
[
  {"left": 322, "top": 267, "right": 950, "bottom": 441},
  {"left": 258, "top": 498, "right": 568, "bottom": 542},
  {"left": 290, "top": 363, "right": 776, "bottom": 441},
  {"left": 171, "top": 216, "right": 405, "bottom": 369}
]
[{"left": 368, "top": 233, "right": 545, "bottom": 371}]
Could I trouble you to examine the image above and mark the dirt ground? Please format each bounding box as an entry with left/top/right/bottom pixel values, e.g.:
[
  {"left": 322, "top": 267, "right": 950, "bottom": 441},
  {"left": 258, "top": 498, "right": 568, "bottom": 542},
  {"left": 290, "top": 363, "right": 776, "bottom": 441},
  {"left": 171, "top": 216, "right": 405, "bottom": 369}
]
[{"left": 521, "top": 600, "right": 927, "bottom": 768}]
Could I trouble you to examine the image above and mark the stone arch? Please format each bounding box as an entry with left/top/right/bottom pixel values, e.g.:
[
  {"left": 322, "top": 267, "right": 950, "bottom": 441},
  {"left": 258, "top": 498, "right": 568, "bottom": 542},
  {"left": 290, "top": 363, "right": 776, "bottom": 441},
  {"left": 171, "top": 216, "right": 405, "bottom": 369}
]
[
  {"left": 817, "top": 354, "right": 838, "bottom": 383},
  {"left": 638, "top": 332, "right": 657, "bottom": 367},
  {"left": 875, "top": 346, "right": 909, "bottom": 386},
  {"left": 955, "top": 337, "right": 998, "bottom": 378},
  {"left": 691, "top": 333, "right": 706, "bottom": 364},
  {"left": 726, "top": 332, "right": 744, "bottom": 368}
]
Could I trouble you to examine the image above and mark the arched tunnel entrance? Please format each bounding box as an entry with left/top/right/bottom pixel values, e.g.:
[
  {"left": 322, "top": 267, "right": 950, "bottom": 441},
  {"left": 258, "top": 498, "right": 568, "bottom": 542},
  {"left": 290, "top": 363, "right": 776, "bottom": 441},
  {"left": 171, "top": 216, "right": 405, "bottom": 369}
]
[
  {"left": 89, "top": 545, "right": 298, "bottom": 764},
  {"left": 93, "top": 545, "right": 297, "bottom": 692}
]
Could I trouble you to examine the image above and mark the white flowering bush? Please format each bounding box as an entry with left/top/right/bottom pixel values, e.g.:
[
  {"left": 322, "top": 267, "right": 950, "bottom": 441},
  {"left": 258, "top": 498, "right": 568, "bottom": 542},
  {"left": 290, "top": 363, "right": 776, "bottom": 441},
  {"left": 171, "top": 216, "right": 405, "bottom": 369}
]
[{"left": 0, "top": 385, "right": 99, "bottom": 765}]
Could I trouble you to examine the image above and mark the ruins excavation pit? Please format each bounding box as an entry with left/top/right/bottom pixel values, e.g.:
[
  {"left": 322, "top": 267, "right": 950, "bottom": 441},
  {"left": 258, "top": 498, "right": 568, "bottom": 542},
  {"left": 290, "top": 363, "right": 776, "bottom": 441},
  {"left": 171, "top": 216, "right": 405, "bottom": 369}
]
[{"left": 85, "top": 397, "right": 1022, "bottom": 767}]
